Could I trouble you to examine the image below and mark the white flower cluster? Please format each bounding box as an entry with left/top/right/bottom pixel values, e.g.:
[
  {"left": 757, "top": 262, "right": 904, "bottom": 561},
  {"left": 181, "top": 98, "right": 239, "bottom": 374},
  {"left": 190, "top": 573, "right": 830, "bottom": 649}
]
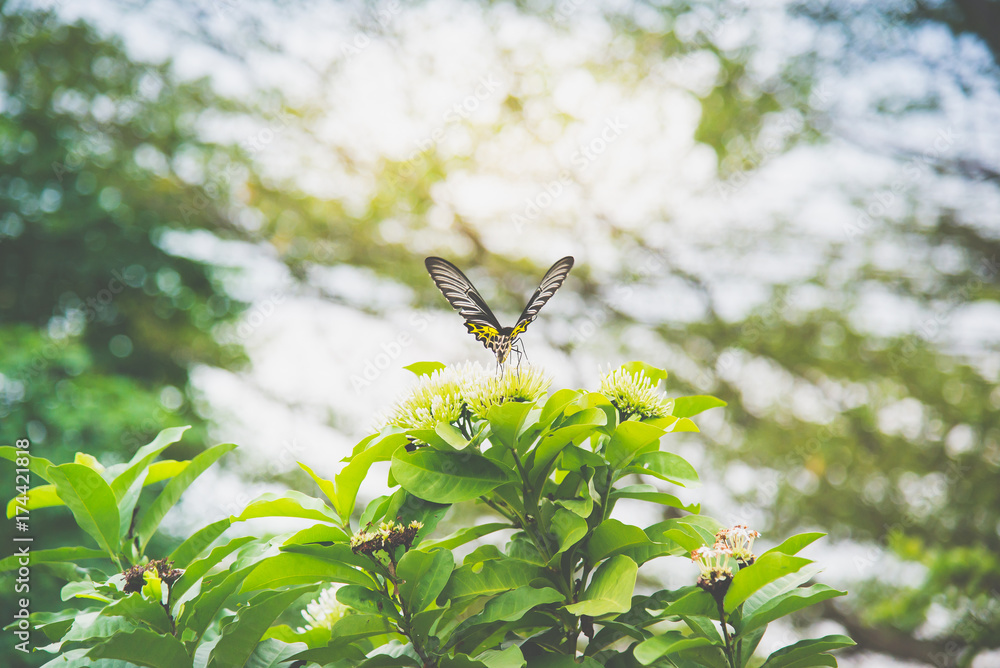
[
  {"left": 297, "top": 585, "right": 349, "bottom": 632},
  {"left": 460, "top": 363, "right": 552, "bottom": 419},
  {"left": 599, "top": 367, "right": 672, "bottom": 419},
  {"left": 384, "top": 363, "right": 552, "bottom": 428},
  {"left": 383, "top": 367, "right": 465, "bottom": 430}
]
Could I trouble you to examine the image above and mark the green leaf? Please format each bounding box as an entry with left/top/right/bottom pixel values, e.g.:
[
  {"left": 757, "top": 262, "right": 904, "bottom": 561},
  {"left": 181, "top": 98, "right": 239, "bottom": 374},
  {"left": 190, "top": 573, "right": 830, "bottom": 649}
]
[
  {"left": 336, "top": 585, "right": 401, "bottom": 620},
  {"left": 681, "top": 613, "right": 724, "bottom": 645},
  {"left": 586, "top": 519, "right": 677, "bottom": 566},
  {"left": 488, "top": 401, "right": 535, "bottom": 451},
  {"left": 282, "top": 524, "right": 351, "bottom": 547},
  {"left": 760, "top": 635, "right": 856, "bottom": 668},
  {"left": 439, "top": 559, "right": 544, "bottom": 602},
  {"left": 649, "top": 516, "right": 723, "bottom": 549},
  {"left": 39, "top": 649, "right": 94, "bottom": 667},
  {"left": 110, "top": 426, "right": 190, "bottom": 501},
  {"left": 282, "top": 542, "right": 391, "bottom": 579},
  {"left": 475, "top": 586, "right": 563, "bottom": 624},
  {"left": 404, "top": 427, "right": 456, "bottom": 451},
  {"left": 643, "top": 415, "right": 700, "bottom": 433},
  {"left": 435, "top": 421, "right": 472, "bottom": 450},
  {"left": 101, "top": 592, "right": 173, "bottom": 634},
  {"left": 627, "top": 451, "right": 700, "bottom": 488},
  {"left": 561, "top": 403, "right": 611, "bottom": 438},
  {"left": 87, "top": 628, "right": 191, "bottom": 667},
  {"left": 231, "top": 491, "right": 341, "bottom": 524},
  {"left": 384, "top": 490, "right": 450, "bottom": 545},
  {"left": 606, "top": 421, "right": 666, "bottom": 469},
  {"left": 48, "top": 463, "right": 120, "bottom": 559},
  {"left": 610, "top": 485, "right": 699, "bottom": 513},
  {"left": 404, "top": 361, "right": 447, "bottom": 377},
  {"left": 177, "top": 566, "right": 255, "bottom": 643},
  {"left": 0, "top": 546, "right": 106, "bottom": 572},
  {"left": 6, "top": 461, "right": 189, "bottom": 520},
  {"left": 171, "top": 536, "right": 256, "bottom": 604},
  {"left": 634, "top": 631, "right": 715, "bottom": 665},
  {"left": 724, "top": 552, "right": 812, "bottom": 613},
  {"left": 550, "top": 508, "right": 588, "bottom": 557},
  {"left": 168, "top": 517, "right": 233, "bottom": 567},
  {"left": 335, "top": 432, "right": 409, "bottom": 521},
  {"left": 662, "top": 590, "right": 717, "bottom": 617},
  {"left": 742, "top": 564, "right": 823, "bottom": 617},
  {"left": 241, "top": 553, "right": 375, "bottom": 592},
  {"left": 475, "top": 645, "right": 526, "bottom": 668},
  {"left": 565, "top": 555, "right": 637, "bottom": 616},
  {"left": 391, "top": 449, "right": 510, "bottom": 504},
  {"left": 327, "top": 613, "right": 394, "bottom": 643},
  {"left": 540, "top": 388, "right": 581, "bottom": 427},
  {"left": 286, "top": 642, "right": 369, "bottom": 666},
  {"left": 0, "top": 446, "right": 55, "bottom": 482},
  {"left": 671, "top": 396, "right": 727, "bottom": 418},
  {"left": 207, "top": 585, "right": 320, "bottom": 668},
  {"left": 528, "top": 418, "right": 605, "bottom": 489},
  {"left": 135, "top": 442, "right": 237, "bottom": 551},
  {"left": 298, "top": 461, "right": 341, "bottom": 514},
  {"left": 422, "top": 522, "right": 510, "bottom": 550},
  {"left": 246, "top": 638, "right": 309, "bottom": 668},
  {"left": 144, "top": 460, "right": 190, "bottom": 484},
  {"left": 397, "top": 548, "right": 455, "bottom": 614},
  {"left": 762, "top": 532, "right": 826, "bottom": 557},
  {"left": 738, "top": 584, "right": 846, "bottom": 637},
  {"left": 116, "top": 468, "right": 147, "bottom": 542},
  {"left": 6, "top": 483, "right": 61, "bottom": 518}
]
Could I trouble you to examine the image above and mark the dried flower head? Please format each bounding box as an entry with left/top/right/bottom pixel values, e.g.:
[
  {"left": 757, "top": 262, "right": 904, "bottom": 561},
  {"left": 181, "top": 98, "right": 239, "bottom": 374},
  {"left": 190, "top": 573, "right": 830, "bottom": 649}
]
[
  {"left": 716, "top": 524, "right": 760, "bottom": 565},
  {"left": 691, "top": 544, "right": 734, "bottom": 598},
  {"left": 350, "top": 520, "right": 424, "bottom": 555},
  {"left": 599, "top": 367, "right": 671, "bottom": 420},
  {"left": 383, "top": 368, "right": 465, "bottom": 430},
  {"left": 461, "top": 363, "right": 551, "bottom": 420},
  {"left": 121, "top": 558, "right": 183, "bottom": 594},
  {"left": 297, "top": 585, "right": 350, "bottom": 632}
]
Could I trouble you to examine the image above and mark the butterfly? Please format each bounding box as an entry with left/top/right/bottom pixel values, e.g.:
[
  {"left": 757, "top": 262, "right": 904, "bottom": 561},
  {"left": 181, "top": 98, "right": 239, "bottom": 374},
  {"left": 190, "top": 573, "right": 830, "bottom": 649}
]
[{"left": 425, "top": 256, "right": 574, "bottom": 366}]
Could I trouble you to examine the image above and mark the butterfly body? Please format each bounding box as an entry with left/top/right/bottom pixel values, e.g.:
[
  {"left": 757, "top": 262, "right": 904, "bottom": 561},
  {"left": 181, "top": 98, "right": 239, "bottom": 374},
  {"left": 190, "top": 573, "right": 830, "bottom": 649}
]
[{"left": 425, "top": 256, "right": 574, "bottom": 365}]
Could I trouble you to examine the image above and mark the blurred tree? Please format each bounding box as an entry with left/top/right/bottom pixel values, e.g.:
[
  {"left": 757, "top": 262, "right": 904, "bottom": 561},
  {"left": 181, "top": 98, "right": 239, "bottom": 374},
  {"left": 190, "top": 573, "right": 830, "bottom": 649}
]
[
  {"left": 0, "top": 8, "right": 253, "bottom": 460},
  {"left": 1, "top": 0, "right": 997, "bottom": 666},
  {"left": 0, "top": 7, "right": 258, "bottom": 664}
]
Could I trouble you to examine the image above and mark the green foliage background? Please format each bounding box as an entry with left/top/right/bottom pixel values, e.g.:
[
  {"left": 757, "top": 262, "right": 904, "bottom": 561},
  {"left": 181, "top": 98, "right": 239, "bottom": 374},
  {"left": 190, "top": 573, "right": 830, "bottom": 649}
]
[{"left": 2, "top": 0, "right": 998, "bottom": 665}]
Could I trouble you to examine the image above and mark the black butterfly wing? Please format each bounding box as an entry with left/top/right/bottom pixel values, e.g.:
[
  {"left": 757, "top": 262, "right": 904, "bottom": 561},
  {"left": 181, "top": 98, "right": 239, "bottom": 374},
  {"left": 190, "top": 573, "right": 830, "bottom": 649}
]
[
  {"left": 510, "top": 256, "right": 574, "bottom": 338},
  {"left": 425, "top": 257, "right": 504, "bottom": 349}
]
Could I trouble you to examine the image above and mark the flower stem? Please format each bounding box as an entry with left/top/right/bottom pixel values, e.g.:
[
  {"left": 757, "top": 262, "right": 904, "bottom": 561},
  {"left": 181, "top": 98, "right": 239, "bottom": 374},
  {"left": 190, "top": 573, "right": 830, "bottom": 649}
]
[{"left": 716, "top": 597, "right": 737, "bottom": 668}]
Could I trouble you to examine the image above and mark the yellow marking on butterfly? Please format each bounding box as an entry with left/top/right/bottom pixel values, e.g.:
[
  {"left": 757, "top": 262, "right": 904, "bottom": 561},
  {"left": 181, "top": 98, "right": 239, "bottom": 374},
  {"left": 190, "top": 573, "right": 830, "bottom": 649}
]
[{"left": 466, "top": 323, "right": 499, "bottom": 343}]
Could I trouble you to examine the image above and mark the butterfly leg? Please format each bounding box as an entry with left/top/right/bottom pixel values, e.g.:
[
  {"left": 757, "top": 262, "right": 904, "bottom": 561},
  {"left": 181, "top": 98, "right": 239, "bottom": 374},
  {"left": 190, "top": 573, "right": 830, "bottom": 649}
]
[{"left": 513, "top": 339, "right": 528, "bottom": 370}]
